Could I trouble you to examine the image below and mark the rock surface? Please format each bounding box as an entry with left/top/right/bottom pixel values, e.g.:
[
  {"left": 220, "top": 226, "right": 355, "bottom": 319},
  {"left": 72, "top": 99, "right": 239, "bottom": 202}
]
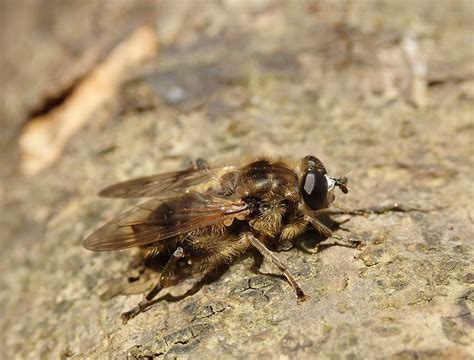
[{"left": 1, "top": 1, "right": 473, "bottom": 359}]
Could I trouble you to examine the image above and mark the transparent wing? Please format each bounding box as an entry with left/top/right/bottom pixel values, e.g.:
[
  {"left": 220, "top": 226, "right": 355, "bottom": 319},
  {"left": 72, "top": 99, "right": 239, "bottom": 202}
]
[
  {"left": 98, "top": 161, "right": 241, "bottom": 199},
  {"left": 83, "top": 192, "right": 249, "bottom": 251},
  {"left": 98, "top": 164, "right": 221, "bottom": 198}
]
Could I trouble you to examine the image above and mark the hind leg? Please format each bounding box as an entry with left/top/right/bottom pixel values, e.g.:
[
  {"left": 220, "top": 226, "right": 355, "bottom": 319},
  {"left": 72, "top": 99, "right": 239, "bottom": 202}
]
[{"left": 120, "top": 247, "right": 186, "bottom": 323}]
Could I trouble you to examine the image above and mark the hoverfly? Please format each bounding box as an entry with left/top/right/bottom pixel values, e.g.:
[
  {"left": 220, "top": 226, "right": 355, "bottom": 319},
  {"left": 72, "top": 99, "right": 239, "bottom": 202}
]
[{"left": 84, "top": 155, "right": 349, "bottom": 323}]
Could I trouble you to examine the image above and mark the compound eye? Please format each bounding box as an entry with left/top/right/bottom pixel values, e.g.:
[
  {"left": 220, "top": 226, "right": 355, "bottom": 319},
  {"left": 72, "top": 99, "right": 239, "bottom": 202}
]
[{"left": 301, "top": 170, "right": 328, "bottom": 210}]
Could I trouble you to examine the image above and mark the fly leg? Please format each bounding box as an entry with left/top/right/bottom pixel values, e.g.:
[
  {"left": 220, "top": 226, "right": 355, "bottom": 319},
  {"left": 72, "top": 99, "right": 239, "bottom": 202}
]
[
  {"left": 189, "top": 158, "right": 208, "bottom": 170},
  {"left": 328, "top": 234, "right": 365, "bottom": 249},
  {"left": 245, "top": 233, "right": 310, "bottom": 304},
  {"left": 306, "top": 214, "right": 364, "bottom": 249},
  {"left": 305, "top": 215, "right": 333, "bottom": 237},
  {"left": 120, "top": 247, "right": 186, "bottom": 324}
]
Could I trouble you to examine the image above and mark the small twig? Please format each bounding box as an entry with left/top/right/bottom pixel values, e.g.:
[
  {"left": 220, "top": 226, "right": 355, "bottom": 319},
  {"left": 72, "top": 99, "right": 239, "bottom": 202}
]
[{"left": 401, "top": 32, "right": 428, "bottom": 108}]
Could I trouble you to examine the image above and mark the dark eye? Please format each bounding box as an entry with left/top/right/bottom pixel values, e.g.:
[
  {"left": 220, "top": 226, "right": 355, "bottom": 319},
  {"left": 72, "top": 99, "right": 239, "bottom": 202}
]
[{"left": 300, "top": 171, "right": 328, "bottom": 210}]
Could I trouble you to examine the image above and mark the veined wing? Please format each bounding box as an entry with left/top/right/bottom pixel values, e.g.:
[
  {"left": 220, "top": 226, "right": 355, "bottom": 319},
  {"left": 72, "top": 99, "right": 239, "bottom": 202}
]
[
  {"left": 98, "top": 163, "right": 221, "bottom": 198},
  {"left": 83, "top": 192, "right": 249, "bottom": 251}
]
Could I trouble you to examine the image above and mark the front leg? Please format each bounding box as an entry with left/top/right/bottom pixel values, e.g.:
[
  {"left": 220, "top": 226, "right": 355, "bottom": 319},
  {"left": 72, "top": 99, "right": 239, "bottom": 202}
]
[
  {"left": 279, "top": 214, "right": 332, "bottom": 249},
  {"left": 305, "top": 215, "right": 333, "bottom": 237},
  {"left": 305, "top": 214, "right": 364, "bottom": 250},
  {"left": 326, "top": 234, "right": 365, "bottom": 250},
  {"left": 279, "top": 215, "right": 311, "bottom": 249}
]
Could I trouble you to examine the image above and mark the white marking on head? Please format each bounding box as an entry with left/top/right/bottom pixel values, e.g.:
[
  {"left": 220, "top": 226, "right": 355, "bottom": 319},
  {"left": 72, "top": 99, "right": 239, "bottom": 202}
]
[{"left": 325, "top": 175, "right": 336, "bottom": 192}]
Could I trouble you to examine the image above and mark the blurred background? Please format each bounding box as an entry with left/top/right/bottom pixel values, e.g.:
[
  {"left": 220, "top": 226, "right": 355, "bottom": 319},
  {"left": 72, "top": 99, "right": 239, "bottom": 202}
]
[{"left": 1, "top": 0, "right": 473, "bottom": 358}]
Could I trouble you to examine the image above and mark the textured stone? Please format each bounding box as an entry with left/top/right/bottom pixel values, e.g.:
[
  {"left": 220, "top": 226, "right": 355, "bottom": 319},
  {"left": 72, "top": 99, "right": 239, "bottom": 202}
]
[{"left": 1, "top": 1, "right": 473, "bottom": 359}]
